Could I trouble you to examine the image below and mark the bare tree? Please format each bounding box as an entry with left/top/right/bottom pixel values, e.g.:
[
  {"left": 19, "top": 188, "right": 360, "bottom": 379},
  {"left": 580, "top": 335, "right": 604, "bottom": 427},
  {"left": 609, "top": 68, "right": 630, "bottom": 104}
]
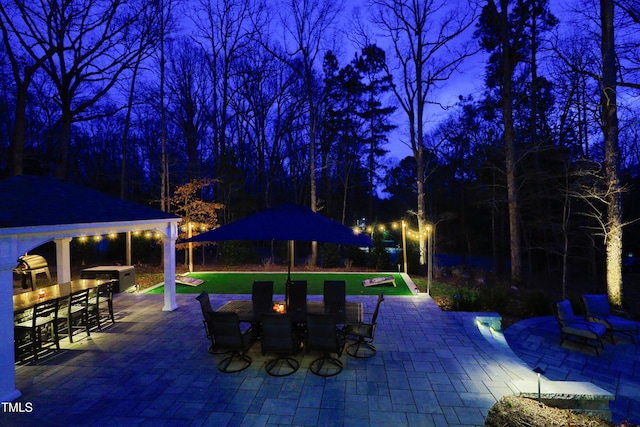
[
  {"left": 158, "top": 0, "right": 175, "bottom": 212},
  {"left": 191, "top": 0, "right": 257, "bottom": 216},
  {"left": 256, "top": 0, "right": 342, "bottom": 265},
  {"left": 0, "top": 1, "right": 55, "bottom": 176},
  {"left": 614, "top": 0, "right": 640, "bottom": 90},
  {"left": 231, "top": 51, "right": 297, "bottom": 207},
  {"left": 2, "top": 0, "right": 156, "bottom": 180},
  {"left": 120, "top": 3, "right": 163, "bottom": 198},
  {"left": 370, "top": 0, "right": 479, "bottom": 268},
  {"left": 165, "top": 39, "right": 210, "bottom": 180},
  {"left": 601, "top": 0, "right": 623, "bottom": 305}
]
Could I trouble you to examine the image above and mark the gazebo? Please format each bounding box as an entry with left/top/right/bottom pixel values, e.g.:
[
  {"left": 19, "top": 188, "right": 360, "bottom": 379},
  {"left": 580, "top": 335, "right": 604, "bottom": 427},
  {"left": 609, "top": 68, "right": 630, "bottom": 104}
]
[{"left": 0, "top": 175, "right": 182, "bottom": 402}]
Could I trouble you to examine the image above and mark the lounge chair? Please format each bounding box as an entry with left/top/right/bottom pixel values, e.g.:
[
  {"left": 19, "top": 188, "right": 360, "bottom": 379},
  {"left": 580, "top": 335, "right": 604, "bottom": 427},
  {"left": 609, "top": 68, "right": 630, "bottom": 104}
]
[
  {"left": 555, "top": 299, "right": 606, "bottom": 354},
  {"left": 581, "top": 294, "right": 638, "bottom": 344}
]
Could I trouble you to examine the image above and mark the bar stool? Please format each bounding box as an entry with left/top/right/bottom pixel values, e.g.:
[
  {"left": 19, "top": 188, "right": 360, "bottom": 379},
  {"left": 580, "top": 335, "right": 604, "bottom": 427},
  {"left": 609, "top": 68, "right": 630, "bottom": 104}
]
[
  {"left": 14, "top": 298, "right": 60, "bottom": 360},
  {"left": 58, "top": 289, "right": 91, "bottom": 343},
  {"left": 88, "top": 281, "right": 115, "bottom": 330}
]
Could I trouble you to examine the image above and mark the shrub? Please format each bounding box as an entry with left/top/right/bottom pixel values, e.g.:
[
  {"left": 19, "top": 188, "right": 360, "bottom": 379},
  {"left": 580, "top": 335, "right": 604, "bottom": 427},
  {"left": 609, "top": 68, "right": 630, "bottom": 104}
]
[
  {"left": 524, "top": 290, "right": 553, "bottom": 316},
  {"left": 455, "top": 287, "right": 482, "bottom": 311},
  {"left": 218, "top": 241, "right": 255, "bottom": 266},
  {"left": 345, "top": 245, "right": 368, "bottom": 267},
  {"left": 321, "top": 243, "right": 341, "bottom": 268},
  {"left": 481, "top": 285, "right": 510, "bottom": 312},
  {"left": 261, "top": 257, "right": 275, "bottom": 269},
  {"left": 370, "top": 232, "right": 391, "bottom": 271}
]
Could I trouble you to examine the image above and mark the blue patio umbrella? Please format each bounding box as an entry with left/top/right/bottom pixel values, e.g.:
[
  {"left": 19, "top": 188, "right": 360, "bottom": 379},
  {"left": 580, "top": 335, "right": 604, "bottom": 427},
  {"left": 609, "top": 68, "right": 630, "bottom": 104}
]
[
  {"left": 186, "top": 204, "right": 372, "bottom": 246},
  {"left": 184, "top": 204, "right": 373, "bottom": 305}
]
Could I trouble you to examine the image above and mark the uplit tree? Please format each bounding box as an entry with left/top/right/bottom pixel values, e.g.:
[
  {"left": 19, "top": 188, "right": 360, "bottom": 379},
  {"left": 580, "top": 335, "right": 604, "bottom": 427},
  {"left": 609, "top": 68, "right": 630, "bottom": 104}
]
[
  {"left": 171, "top": 178, "right": 223, "bottom": 270},
  {"left": 600, "top": 0, "right": 622, "bottom": 305}
]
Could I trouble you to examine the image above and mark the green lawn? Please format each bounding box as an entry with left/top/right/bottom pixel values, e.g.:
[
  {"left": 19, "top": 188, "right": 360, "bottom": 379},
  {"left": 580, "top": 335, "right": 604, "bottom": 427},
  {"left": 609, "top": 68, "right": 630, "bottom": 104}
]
[{"left": 146, "top": 272, "right": 412, "bottom": 296}]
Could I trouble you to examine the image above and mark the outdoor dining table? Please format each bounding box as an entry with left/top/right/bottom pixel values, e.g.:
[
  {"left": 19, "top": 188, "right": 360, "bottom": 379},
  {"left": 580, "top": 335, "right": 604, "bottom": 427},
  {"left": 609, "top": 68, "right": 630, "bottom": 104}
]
[
  {"left": 218, "top": 300, "right": 363, "bottom": 325},
  {"left": 13, "top": 279, "right": 113, "bottom": 314}
]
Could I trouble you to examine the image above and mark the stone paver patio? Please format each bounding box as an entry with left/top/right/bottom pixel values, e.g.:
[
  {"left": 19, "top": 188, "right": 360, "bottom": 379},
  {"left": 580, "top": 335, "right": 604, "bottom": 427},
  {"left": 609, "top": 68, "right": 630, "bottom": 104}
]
[{"left": 2, "top": 291, "right": 637, "bottom": 426}]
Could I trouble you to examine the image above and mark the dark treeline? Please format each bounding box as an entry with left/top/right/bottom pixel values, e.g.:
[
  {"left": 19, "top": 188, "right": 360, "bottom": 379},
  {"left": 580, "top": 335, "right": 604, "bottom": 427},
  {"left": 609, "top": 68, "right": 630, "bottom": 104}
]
[{"left": 1, "top": 0, "right": 639, "bottom": 298}]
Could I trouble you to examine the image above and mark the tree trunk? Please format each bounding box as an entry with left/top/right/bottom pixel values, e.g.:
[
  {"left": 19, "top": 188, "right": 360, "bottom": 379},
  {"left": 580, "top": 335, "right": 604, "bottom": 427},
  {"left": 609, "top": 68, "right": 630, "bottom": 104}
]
[
  {"left": 11, "top": 83, "right": 28, "bottom": 176},
  {"left": 601, "top": 0, "right": 623, "bottom": 306},
  {"left": 503, "top": 79, "right": 522, "bottom": 284},
  {"left": 497, "top": 0, "right": 522, "bottom": 284},
  {"left": 160, "top": 34, "right": 167, "bottom": 212},
  {"left": 309, "top": 99, "right": 318, "bottom": 265},
  {"left": 55, "top": 106, "right": 72, "bottom": 180},
  {"left": 121, "top": 56, "right": 142, "bottom": 199}
]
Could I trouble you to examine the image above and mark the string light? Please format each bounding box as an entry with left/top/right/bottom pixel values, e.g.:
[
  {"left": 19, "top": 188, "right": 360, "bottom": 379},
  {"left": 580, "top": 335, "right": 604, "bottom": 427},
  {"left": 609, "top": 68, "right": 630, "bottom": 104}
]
[
  {"left": 181, "top": 221, "right": 210, "bottom": 233},
  {"left": 76, "top": 230, "right": 169, "bottom": 242},
  {"left": 362, "top": 220, "right": 430, "bottom": 241}
]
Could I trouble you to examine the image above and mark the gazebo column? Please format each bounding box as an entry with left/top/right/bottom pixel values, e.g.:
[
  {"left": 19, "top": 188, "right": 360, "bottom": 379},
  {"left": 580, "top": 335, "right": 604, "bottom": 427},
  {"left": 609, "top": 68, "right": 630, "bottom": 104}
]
[
  {"left": 0, "top": 237, "right": 20, "bottom": 402},
  {"left": 55, "top": 238, "right": 72, "bottom": 283},
  {"left": 162, "top": 223, "right": 178, "bottom": 311}
]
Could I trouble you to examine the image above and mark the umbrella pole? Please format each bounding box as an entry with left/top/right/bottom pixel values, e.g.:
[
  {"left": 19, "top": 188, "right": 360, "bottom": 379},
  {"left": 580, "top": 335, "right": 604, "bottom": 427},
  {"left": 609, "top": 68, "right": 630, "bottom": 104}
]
[{"left": 285, "top": 240, "right": 293, "bottom": 310}]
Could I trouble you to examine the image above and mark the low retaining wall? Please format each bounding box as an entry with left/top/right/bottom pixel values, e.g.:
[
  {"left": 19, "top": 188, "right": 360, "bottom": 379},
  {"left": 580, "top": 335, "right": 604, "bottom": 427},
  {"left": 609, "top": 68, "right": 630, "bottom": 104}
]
[{"left": 513, "top": 380, "right": 614, "bottom": 420}]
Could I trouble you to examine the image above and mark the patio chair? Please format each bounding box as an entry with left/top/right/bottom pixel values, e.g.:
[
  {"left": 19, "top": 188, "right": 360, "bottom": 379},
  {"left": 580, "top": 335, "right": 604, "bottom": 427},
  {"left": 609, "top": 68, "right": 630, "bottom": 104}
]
[
  {"left": 287, "top": 280, "right": 307, "bottom": 324},
  {"left": 252, "top": 281, "right": 274, "bottom": 317},
  {"left": 88, "top": 281, "right": 115, "bottom": 330},
  {"left": 344, "top": 292, "right": 384, "bottom": 358},
  {"left": 260, "top": 313, "right": 301, "bottom": 376},
  {"left": 581, "top": 294, "right": 639, "bottom": 344},
  {"left": 58, "top": 289, "right": 91, "bottom": 343},
  {"left": 209, "top": 311, "right": 254, "bottom": 373},
  {"left": 305, "top": 313, "right": 346, "bottom": 377},
  {"left": 195, "top": 291, "right": 225, "bottom": 354},
  {"left": 555, "top": 299, "right": 606, "bottom": 354},
  {"left": 14, "top": 298, "right": 60, "bottom": 360},
  {"left": 323, "top": 280, "right": 346, "bottom": 322}
]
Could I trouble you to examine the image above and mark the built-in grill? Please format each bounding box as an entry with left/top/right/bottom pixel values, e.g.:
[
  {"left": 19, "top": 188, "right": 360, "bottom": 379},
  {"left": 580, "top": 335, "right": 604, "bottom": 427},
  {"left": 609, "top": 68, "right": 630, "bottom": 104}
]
[{"left": 14, "top": 254, "right": 52, "bottom": 290}]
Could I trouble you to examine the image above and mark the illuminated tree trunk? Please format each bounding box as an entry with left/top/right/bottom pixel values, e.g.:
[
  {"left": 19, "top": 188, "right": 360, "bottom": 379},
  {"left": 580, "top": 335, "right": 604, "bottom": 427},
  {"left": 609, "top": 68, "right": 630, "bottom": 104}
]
[
  {"left": 601, "top": 0, "right": 623, "bottom": 306},
  {"left": 416, "top": 149, "right": 427, "bottom": 266}
]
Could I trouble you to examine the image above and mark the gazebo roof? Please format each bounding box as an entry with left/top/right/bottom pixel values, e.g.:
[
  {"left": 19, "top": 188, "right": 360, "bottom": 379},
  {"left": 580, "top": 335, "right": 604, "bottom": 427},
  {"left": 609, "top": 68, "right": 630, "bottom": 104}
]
[
  {"left": 0, "top": 175, "right": 179, "bottom": 229},
  {"left": 0, "top": 176, "right": 181, "bottom": 403}
]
